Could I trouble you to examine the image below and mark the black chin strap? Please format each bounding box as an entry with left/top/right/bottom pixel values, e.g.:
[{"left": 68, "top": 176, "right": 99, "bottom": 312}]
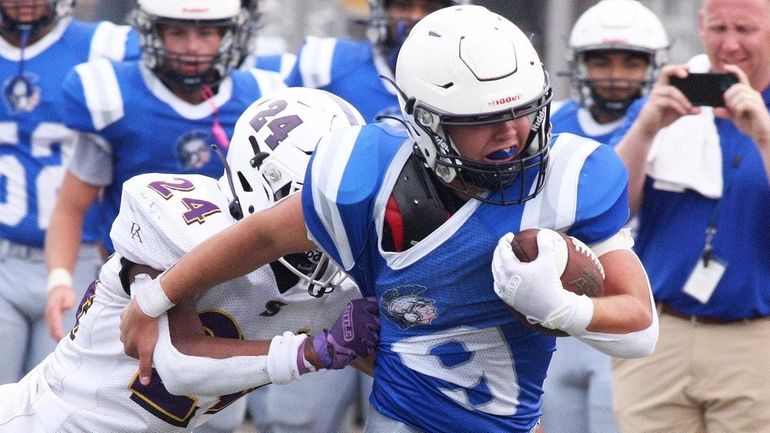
[{"left": 211, "top": 144, "right": 243, "bottom": 220}]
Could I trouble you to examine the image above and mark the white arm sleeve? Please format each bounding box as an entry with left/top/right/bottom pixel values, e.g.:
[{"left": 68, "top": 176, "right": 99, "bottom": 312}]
[
  {"left": 153, "top": 314, "right": 272, "bottom": 397},
  {"left": 573, "top": 301, "right": 658, "bottom": 359},
  {"left": 577, "top": 229, "right": 658, "bottom": 358}
]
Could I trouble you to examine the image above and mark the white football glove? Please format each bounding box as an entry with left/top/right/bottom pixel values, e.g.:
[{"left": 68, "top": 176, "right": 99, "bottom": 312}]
[{"left": 491, "top": 230, "right": 594, "bottom": 335}]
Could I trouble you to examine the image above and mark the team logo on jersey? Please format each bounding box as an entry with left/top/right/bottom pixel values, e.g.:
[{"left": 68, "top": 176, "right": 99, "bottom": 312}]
[
  {"left": 175, "top": 131, "right": 213, "bottom": 169},
  {"left": 130, "top": 222, "right": 143, "bottom": 243},
  {"left": 259, "top": 300, "right": 287, "bottom": 317},
  {"left": 2, "top": 73, "right": 41, "bottom": 113},
  {"left": 381, "top": 286, "right": 438, "bottom": 329}
]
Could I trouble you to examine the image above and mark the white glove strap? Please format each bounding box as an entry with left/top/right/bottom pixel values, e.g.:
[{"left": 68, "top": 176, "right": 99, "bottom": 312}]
[
  {"left": 267, "top": 332, "right": 307, "bottom": 385},
  {"left": 46, "top": 268, "right": 73, "bottom": 293},
  {"left": 131, "top": 273, "right": 174, "bottom": 318}
]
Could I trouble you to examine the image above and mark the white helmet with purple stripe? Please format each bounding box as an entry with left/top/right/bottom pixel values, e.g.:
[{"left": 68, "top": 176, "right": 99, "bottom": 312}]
[{"left": 219, "top": 87, "right": 365, "bottom": 296}]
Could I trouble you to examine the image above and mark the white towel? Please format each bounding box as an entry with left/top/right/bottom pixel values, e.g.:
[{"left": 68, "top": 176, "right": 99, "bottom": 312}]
[{"left": 645, "top": 54, "right": 723, "bottom": 199}]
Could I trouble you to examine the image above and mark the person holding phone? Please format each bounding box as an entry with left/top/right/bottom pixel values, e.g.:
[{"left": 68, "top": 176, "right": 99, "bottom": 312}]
[{"left": 610, "top": 0, "right": 770, "bottom": 432}]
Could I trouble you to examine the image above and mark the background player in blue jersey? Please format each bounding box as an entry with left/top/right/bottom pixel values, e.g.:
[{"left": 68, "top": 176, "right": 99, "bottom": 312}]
[
  {"left": 119, "top": 5, "right": 659, "bottom": 433},
  {"left": 43, "top": 1, "right": 284, "bottom": 431},
  {"left": 0, "top": 0, "right": 138, "bottom": 386},
  {"left": 611, "top": 0, "right": 770, "bottom": 431},
  {"left": 284, "top": 0, "right": 470, "bottom": 122},
  {"left": 542, "top": 2, "right": 669, "bottom": 433},
  {"left": 550, "top": 0, "right": 669, "bottom": 145}
]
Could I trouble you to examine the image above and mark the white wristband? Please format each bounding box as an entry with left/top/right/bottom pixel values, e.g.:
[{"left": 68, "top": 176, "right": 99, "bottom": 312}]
[
  {"left": 266, "top": 332, "right": 308, "bottom": 385},
  {"left": 555, "top": 294, "right": 595, "bottom": 336},
  {"left": 47, "top": 268, "right": 73, "bottom": 293},
  {"left": 131, "top": 273, "right": 175, "bottom": 318}
]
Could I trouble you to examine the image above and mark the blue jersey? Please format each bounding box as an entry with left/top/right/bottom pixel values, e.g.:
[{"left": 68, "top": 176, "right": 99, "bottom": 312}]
[
  {"left": 616, "top": 91, "right": 770, "bottom": 320},
  {"left": 60, "top": 60, "right": 285, "bottom": 251},
  {"left": 284, "top": 37, "right": 400, "bottom": 123},
  {"left": 550, "top": 99, "right": 625, "bottom": 145},
  {"left": 0, "top": 18, "right": 138, "bottom": 247},
  {"left": 302, "top": 126, "right": 629, "bottom": 432},
  {"left": 243, "top": 53, "right": 296, "bottom": 79}
]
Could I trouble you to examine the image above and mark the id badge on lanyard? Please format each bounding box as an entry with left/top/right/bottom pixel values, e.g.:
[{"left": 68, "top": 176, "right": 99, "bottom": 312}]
[{"left": 682, "top": 223, "right": 726, "bottom": 303}]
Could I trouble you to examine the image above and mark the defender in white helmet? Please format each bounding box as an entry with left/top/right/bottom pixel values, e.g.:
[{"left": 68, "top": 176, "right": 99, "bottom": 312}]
[
  {"left": 543, "top": 2, "right": 668, "bottom": 433},
  {"left": 120, "top": 5, "right": 657, "bottom": 433},
  {"left": 0, "top": 87, "right": 378, "bottom": 433}
]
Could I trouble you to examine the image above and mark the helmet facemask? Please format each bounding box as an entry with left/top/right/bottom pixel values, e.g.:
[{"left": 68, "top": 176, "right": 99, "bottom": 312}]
[
  {"left": 407, "top": 81, "right": 553, "bottom": 205},
  {"left": 567, "top": 0, "right": 669, "bottom": 121},
  {"left": 571, "top": 48, "right": 656, "bottom": 122},
  {"left": 131, "top": 6, "right": 243, "bottom": 92}
]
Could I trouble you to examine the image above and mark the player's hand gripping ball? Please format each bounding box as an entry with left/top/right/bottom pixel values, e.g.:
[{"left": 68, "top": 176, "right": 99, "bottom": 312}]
[
  {"left": 503, "top": 228, "right": 605, "bottom": 336},
  {"left": 510, "top": 228, "right": 604, "bottom": 297}
]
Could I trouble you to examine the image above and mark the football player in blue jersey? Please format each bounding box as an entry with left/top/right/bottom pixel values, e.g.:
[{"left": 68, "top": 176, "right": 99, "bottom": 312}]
[
  {"left": 119, "top": 5, "right": 658, "bottom": 433},
  {"left": 0, "top": 0, "right": 138, "bottom": 386},
  {"left": 284, "top": 0, "right": 470, "bottom": 122},
  {"left": 43, "top": 1, "right": 284, "bottom": 431},
  {"left": 542, "top": 2, "right": 668, "bottom": 433}
]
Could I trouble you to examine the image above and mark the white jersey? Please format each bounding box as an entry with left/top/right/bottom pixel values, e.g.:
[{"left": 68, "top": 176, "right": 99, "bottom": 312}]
[{"left": 0, "top": 172, "right": 360, "bottom": 433}]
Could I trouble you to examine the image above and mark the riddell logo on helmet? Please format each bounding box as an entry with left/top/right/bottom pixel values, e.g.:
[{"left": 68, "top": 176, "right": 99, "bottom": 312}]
[
  {"left": 182, "top": 7, "right": 210, "bottom": 13},
  {"left": 601, "top": 37, "right": 629, "bottom": 44},
  {"left": 488, "top": 95, "right": 521, "bottom": 107}
]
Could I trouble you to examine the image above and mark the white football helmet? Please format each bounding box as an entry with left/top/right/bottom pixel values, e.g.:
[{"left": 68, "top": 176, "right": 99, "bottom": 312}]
[
  {"left": 568, "top": 0, "right": 669, "bottom": 117},
  {"left": 395, "top": 5, "right": 552, "bottom": 205},
  {"left": 131, "top": 0, "right": 245, "bottom": 91},
  {"left": 0, "top": 0, "right": 74, "bottom": 35},
  {"left": 219, "top": 87, "right": 365, "bottom": 296}
]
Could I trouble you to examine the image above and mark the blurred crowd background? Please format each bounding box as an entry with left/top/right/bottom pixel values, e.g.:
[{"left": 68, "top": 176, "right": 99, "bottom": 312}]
[{"left": 73, "top": 0, "right": 702, "bottom": 99}]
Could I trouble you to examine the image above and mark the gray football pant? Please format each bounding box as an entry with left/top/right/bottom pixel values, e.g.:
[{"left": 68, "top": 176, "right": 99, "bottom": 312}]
[{"left": 0, "top": 240, "right": 101, "bottom": 384}]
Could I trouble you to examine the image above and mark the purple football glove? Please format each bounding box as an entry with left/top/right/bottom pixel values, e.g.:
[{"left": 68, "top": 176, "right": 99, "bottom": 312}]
[{"left": 312, "top": 297, "right": 380, "bottom": 369}]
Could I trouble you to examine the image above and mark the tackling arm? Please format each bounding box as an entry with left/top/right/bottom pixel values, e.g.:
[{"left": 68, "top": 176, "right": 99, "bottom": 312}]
[
  {"left": 162, "top": 193, "right": 312, "bottom": 303},
  {"left": 152, "top": 293, "right": 380, "bottom": 396},
  {"left": 121, "top": 193, "right": 314, "bottom": 385}
]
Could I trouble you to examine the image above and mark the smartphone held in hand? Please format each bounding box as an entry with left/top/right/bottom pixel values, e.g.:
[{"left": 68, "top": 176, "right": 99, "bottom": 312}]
[{"left": 670, "top": 73, "right": 738, "bottom": 107}]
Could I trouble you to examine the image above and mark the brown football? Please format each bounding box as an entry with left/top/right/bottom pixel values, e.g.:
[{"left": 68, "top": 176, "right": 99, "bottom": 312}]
[{"left": 508, "top": 228, "right": 605, "bottom": 336}]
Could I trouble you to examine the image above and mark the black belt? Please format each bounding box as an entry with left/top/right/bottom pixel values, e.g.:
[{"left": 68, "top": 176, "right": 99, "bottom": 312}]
[{"left": 657, "top": 302, "right": 763, "bottom": 325}]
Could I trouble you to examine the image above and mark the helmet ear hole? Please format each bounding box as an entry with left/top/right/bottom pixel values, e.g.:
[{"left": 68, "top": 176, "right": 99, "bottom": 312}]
[{"left": 236, "top": 172, "right": 253, "bottom": 192}]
